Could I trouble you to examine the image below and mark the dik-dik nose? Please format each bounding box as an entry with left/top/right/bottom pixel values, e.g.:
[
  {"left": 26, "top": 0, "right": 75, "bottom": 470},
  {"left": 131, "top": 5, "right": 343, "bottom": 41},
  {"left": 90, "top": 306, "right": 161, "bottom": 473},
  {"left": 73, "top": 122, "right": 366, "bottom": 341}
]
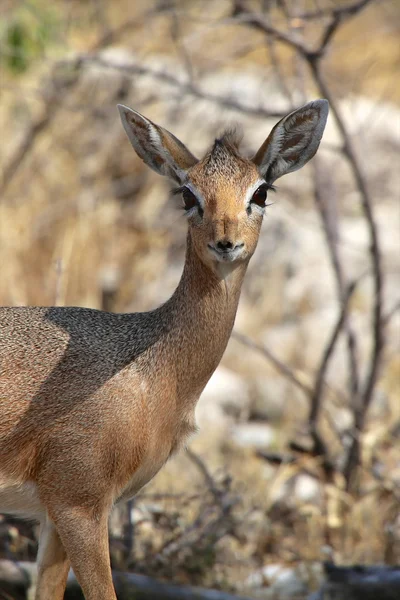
[
  {"left": 215, "top": 239, "right": 244, "bottom": 252},
  {"left": 216, "top": 239, "right": 233, "bottom": 251}
]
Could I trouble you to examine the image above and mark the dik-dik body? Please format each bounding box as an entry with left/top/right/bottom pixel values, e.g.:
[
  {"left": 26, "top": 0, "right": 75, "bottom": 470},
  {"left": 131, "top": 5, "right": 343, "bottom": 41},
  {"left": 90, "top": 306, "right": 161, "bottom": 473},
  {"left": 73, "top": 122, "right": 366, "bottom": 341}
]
[{"left": 0, "top": 99, "right": 328, "bottom": 599}]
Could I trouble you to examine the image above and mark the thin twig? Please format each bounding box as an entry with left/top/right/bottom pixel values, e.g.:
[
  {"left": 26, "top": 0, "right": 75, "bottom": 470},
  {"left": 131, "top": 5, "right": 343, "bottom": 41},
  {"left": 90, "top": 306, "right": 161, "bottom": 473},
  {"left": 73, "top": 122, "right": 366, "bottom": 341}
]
[
  {"left": 232, "top": 10, "right": 311, "bottom": 55},
  {"left": 186, "top": 448, "right": 222, "bottom": 500},
  {"left": 298, "top": 0, "right": 373, "bottom": 21},
  {"left": 232, "top": 331, "right": 312, "bottom": 398},
  {"left": 309, "top": 279, "right": 359, "bottom": 450}
]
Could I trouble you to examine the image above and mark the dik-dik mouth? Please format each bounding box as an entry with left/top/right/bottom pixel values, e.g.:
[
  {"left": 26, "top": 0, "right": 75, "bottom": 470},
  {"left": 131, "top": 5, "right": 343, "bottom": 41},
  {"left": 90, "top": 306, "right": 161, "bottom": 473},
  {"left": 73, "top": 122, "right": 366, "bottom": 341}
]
[{"left": 207, "top": 243, "right": 245, "bottom": 262}]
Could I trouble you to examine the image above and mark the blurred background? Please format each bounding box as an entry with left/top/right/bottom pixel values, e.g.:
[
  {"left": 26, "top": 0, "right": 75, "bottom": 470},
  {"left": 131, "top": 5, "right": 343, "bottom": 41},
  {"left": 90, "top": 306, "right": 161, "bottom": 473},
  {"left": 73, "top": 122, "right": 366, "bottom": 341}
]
[{"left": 0, "top": 1, "right": 399, "bottom": 598}]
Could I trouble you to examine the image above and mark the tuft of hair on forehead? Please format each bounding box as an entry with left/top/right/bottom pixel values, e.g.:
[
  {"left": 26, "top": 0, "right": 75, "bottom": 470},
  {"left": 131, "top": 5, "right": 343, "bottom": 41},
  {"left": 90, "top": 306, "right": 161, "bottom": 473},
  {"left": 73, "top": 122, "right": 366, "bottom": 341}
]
[
  {"left": 199, "top": 125, "right": 248, "bottom": 177},
  {"left": 213, "top": 126, "right": 243, "bottom": 154}
]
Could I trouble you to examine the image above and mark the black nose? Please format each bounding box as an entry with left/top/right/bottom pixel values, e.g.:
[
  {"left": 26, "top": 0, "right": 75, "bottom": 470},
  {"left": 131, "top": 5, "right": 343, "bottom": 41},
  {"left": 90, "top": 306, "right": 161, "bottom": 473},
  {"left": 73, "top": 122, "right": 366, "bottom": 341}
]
[{"left": 216, "top": 240, "right": 234, "bottom": 251}]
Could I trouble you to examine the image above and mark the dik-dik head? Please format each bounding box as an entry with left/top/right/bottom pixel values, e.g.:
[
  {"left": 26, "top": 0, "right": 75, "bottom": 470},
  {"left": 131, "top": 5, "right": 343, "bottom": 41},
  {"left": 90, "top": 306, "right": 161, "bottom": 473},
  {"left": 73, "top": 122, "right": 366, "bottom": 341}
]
[{"left": 118, "top": 100, "right": 328, "bottom": 271}]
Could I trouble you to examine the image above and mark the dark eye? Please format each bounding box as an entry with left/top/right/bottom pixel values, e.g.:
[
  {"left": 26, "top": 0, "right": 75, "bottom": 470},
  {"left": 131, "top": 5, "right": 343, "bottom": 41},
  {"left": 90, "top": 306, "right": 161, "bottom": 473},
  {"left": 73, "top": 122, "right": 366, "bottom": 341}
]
[
  {"left": 250, "top": 184, "right": 268, "bottom": 208},
  {"left": 182, "top": 188, "right": 198, "bottom": 211}
]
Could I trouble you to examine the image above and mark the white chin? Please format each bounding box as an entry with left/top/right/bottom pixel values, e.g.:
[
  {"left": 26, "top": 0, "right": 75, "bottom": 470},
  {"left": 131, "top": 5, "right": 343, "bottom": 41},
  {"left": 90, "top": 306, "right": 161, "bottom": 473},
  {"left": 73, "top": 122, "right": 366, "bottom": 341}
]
[{"left": 209, "top": 248, "right": 244, "bottom": 263}]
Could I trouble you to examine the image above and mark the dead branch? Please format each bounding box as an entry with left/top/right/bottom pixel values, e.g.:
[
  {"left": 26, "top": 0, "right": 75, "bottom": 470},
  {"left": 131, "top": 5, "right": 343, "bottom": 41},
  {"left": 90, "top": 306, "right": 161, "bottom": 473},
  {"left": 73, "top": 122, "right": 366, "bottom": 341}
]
[
  {"left": 312, "top": 59, "right": 385, "bottom": 490},
  {"left": 59, "top": 55, "right": 286, "bottom": 120},
  {"left": 0, "top": 560, "right": 254, "bottom": 600},
  {"left": 314, "top": 1, "right": 374, "bottom": 58},
  {"left": 308, "top": 279, "right": 359, "bottom": 471},
  {"left": 232, "top": 0, "right": 384, "bottom": 494},
  {"left": 312, "top": 159, "right": 360, "bottom": 402},
  {"left": 233, "top": 0, "right": 374, "bottom": 61}
]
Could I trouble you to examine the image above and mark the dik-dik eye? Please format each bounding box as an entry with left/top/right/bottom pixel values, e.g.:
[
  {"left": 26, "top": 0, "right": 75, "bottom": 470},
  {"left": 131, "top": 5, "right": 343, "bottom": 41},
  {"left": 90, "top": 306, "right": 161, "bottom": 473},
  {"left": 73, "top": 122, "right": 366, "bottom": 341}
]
[
  {"left": 250, "top": 184, "right": 269, "bottom": 208},
  {"left": 182, "top": 188, "right": 197, "bottom": 210},
  {"left": 182, "top": 187, "right": 203, "bottom": 217},
  {"left": 247, "top": 183, "right": 275, "bottom": 215}
]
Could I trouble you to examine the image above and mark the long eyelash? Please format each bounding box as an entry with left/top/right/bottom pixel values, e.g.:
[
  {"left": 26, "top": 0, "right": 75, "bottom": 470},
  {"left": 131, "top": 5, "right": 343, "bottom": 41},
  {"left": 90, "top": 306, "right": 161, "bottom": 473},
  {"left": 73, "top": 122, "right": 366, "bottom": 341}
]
[
  {"left": 172, "top": 186, "right": 202, "bottom": 217},
  {"left": 265, "top": 183, "right": 277, "bottom": 192},
  {"left": 171, "top": 186, "right": 185, "bottom": 196}
]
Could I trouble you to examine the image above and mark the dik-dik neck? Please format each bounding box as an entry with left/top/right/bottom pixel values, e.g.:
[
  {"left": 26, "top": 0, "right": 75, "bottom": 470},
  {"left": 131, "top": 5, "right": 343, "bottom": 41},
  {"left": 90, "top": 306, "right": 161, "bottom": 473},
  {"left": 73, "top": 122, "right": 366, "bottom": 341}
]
[{"left": 159, "top": 233, "right": 248, "bottom": 400}]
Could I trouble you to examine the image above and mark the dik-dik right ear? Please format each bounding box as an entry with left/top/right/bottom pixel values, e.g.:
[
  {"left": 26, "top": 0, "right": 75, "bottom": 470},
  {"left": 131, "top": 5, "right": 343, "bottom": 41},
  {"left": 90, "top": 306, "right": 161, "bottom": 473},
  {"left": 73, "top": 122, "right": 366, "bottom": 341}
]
[
  {"left": 118, "top": 105, "right": 198, "bottom": 184},
  {"left": 253, "top": 99, "right": 329, "bottom": 184}
]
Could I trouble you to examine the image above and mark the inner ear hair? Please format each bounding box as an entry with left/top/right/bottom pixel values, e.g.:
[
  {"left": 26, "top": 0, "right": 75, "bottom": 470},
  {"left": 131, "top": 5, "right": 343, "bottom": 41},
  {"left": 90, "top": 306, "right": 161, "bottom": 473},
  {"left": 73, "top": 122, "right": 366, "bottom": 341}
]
[{"left": 253, "top": 99, "right": 329, "bottom": 183}]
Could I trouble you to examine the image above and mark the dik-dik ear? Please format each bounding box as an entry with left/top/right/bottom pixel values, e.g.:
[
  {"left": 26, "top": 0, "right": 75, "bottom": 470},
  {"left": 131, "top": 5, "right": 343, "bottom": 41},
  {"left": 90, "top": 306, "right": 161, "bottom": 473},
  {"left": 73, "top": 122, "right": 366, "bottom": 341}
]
[
  {"left": 253, "top": 99, "right": 329, "bottom": 184},
  {"left": 118, "top": 105, "right": 198, "bottom": 184}
]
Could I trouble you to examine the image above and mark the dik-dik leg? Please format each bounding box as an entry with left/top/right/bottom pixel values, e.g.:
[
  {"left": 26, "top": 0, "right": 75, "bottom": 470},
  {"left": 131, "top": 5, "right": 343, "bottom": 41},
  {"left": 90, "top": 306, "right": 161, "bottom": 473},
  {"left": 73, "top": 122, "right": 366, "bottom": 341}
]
[
  {"left": 35, "top": 517, "right": 70, "bottom": 600},
  {"left": 50, "top": 505, "right": 116, "bottom": 600}
]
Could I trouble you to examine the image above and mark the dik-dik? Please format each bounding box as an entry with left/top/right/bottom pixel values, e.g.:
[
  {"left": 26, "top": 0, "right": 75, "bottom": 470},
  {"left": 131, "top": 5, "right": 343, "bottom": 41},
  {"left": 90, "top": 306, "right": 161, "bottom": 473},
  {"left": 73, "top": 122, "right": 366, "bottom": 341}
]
[{"left": 0, "top": 99, "right": 328, "bottom": 599}]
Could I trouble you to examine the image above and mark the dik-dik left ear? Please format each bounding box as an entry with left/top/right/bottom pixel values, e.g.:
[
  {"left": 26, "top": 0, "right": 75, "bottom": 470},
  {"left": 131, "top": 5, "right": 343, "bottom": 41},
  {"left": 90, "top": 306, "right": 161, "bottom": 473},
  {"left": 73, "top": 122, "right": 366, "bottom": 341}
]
[
  {"left": 253, "top": 99, "right": 329, "bottom": 184},
  {"left": 118, "top": 105, "right": 198, "bottom": 184}
]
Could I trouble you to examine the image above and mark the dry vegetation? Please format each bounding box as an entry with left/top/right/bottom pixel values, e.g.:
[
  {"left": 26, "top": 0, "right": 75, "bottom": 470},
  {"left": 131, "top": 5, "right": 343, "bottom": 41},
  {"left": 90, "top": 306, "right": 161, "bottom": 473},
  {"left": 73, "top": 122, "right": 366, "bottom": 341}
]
[{"left": 0, "top": 0, "right": 399, "bottom": 598}]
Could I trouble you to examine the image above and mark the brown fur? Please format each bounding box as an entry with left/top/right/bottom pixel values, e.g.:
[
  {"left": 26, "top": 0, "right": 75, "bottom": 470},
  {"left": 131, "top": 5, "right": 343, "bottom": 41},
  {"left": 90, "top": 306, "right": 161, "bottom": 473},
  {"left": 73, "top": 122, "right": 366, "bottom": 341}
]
[{"left": 0, "top": 100, "right": 328, "bottom": 599}]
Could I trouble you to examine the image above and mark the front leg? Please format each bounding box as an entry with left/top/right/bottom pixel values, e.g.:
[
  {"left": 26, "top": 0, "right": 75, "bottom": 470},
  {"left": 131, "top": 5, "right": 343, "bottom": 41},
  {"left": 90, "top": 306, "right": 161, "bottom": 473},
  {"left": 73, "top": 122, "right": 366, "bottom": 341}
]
[
  {"left": 35, "top": 517, "right": 70, "bottom": 600},
  {"left": 48, "top": 505, "right": 117, "bottom": 600}
]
